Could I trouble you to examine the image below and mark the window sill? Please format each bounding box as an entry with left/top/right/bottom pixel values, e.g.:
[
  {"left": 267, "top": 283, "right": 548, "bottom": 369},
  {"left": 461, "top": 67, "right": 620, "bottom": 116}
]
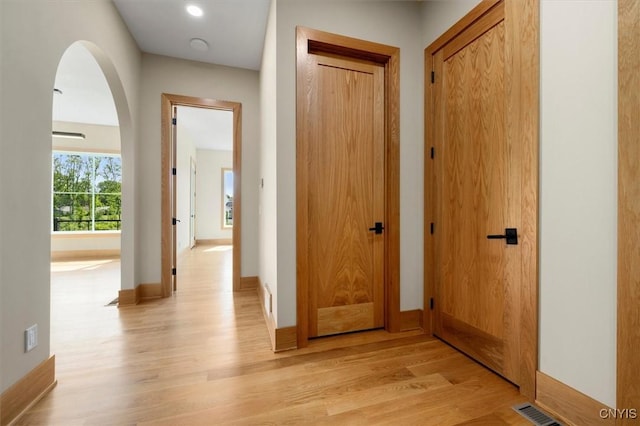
[{"left": 51, "top": 231, "right": 121, "bottom": 239}]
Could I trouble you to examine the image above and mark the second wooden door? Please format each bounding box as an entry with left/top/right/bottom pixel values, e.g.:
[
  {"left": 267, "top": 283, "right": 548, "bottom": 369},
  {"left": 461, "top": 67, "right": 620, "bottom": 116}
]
[{"left": 426, "top": 0, "right": 536, "bottom": 386}]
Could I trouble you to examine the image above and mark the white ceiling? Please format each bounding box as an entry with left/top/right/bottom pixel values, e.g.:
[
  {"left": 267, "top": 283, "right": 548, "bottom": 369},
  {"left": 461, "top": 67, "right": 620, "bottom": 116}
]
[
  {"left": 112, "top": 0, "right": 270, "bottom": 71},
  {"left": 177, "top": 106, "right": 233, "bottom": 151},
  {"left": 53, "top": 1, "right": 269, "bottom": 149},
  {"left": 53, "top": 43, "right": 119, "bottom": 127}
]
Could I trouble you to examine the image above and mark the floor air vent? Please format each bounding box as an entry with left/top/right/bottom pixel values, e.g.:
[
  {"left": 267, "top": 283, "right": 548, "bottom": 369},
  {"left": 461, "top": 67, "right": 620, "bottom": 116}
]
[{"left": 512, "top": 403, "right": 562, "bottom": 426}]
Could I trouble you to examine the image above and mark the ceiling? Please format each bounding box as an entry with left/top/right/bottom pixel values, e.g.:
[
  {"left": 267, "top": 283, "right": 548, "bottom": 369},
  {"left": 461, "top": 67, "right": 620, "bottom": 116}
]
[
  {"left": 177, "top": 106, "right": 233, "bottom": 151},
  {"left": 53, "top": 43, "right": 119, "bottom": 127},
  {"left": 53, "top": 1, "right": 270, "bottom": 151},
  {"left": 112, "top": 0, "right": 270, "bottom": 71}
]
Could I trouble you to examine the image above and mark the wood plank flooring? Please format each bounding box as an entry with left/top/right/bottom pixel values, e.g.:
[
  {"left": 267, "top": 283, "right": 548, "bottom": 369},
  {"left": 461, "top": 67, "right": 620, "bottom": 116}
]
[{"left": 17, "top": 244, "right": 531, "bottom": 425}]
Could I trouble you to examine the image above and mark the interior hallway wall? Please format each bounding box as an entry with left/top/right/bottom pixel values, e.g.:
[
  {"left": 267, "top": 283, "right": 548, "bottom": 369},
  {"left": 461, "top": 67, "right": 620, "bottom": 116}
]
[
  {"left": 137, "top": 54, "right": 260, "bottom": 283},
  {"left": 0, "top": 0, "right": 141, "bottom": 393},
  {"left": 195, "top": 149, "right": 233, "bottom": 241},
  {"left": 539, "top": 0, "right": 617, "bottom": 407},
  {"left": 259, "top": 0, "right": 279, "bottom": 322}
]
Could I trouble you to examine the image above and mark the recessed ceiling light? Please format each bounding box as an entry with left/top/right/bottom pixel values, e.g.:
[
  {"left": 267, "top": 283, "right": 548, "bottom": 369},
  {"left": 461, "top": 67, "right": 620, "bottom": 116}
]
[
  {"left": 186, "top": 4, "right": 203, "bottom": 17},
  {"left": 190, "top": 38, "right": 209, "bottom": 52}
]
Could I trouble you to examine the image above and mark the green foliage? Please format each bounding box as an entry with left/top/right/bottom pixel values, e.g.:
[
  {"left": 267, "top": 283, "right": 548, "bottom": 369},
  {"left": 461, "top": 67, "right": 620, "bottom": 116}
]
[{"left": 53, "top": 152, "right": 122, "bottom": 232}]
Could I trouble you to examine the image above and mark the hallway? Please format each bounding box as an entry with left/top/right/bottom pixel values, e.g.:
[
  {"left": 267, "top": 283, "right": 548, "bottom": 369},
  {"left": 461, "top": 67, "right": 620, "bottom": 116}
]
[{"left": 18, "top": 244, "right": 530, "bottom": 425}]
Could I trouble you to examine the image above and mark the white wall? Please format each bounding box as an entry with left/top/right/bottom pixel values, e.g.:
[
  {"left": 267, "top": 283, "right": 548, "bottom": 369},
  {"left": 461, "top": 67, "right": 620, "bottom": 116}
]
[
  {"left": 52, "top": 121, "right": 121, "bottom": 153},
  {"left": 195, "top": 149, "right": 233, "bottom": 241},
  {"left": 272, "top": 0, "right": 425, "bottom": 328},
  {"left": 52, "top": 234, "right": 120, "bottom": 254},
  {"left": 421, "top": 0, "right": 482, "bottom": 47},
  {"left": 51, "top": 121, "right": 122, "bottom": 254},
  {"left": 421, "top": 0, "right": 618, "bottom": 408},
  {"left": 176, "top": 122, "right": 197, "bottom": 255},
  {"left": 539, "top": 0, "right": 617, "bottom": 407},
  {"left": 0, "top": 0, "right": 140, "bottom": 393},
  {"left": 137, "top": 54, "right": 260, "bottom": 284},
  {"left": 259, "top": 0, "right": 279, "bottom": 319}
]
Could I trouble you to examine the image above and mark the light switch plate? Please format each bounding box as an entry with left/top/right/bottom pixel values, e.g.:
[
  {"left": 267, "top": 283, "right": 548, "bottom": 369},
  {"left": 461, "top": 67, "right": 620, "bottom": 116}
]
[{"left": 25, "top": 324, "right": 38, "bottom": 352}]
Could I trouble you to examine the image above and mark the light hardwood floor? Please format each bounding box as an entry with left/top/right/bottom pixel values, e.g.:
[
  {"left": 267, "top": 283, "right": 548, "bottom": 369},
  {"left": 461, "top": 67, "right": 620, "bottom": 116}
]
[{"left": 18, "top": 244, "right": 531, "bottom": 425}]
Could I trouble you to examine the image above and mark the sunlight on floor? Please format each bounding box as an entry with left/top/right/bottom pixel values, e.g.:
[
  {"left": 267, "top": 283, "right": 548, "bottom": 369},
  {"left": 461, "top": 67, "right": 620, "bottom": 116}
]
[
  {"left": 50, "top": 259, "right": 117, "bottom": 272},
  {"left": 204, "top": 245, "right": 232, "bottom": 252}
]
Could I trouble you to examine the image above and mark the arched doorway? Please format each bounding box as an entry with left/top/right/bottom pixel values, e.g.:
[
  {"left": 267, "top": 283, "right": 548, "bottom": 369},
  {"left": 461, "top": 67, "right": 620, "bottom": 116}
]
[{"left": 50, "top": 41, "right": 135, "bottom": 356}]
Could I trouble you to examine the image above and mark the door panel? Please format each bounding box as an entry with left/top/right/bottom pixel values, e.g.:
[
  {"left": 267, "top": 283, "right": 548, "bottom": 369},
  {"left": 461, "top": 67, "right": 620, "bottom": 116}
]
[
  {"left": 306, "top": 55, "right": 385, "bottom": 338},
  {"left": 431, "top": 3, "right": 521, "bottom": 383}
]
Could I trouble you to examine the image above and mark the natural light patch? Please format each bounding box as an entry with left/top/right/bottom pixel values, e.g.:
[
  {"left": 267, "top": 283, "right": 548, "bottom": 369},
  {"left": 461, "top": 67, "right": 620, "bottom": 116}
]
[
  {"left": 204, "top": 246, "right": 232, "bottom": 253},
  {"left": 51, "top": 259, "right": 114, "bottom": 272}
]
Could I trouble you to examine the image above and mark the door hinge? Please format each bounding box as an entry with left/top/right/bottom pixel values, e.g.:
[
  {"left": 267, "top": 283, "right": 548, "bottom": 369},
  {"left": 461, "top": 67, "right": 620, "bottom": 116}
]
[
  {"left": 430, "top": 298, "right": 434, "bottom": 310},
  {"left": 172, "top": 167, "right": 177, "bottom": 176},
  {"left": 430, "top": 147, "right": 435, "bottom": 159},
  {"left": 172, "top": 117, "right": 177, "bottom": 125},
  {"left": 430, "top": 222, "right": 434, "bottom": 235},
  {"left": 172, "top": 217, "right": 177, "bottom": 225},
  {"left": 431, "top": 71, "right": 435, "bottom": 84},
  {"left": 172, "top": 268, "right": 176, "bottom": 276}
]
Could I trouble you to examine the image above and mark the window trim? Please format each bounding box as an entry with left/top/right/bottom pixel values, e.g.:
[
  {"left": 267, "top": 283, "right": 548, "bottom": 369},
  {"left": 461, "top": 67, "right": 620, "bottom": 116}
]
[{"left": 51, "top": 150, "right": 122, "bottom": 234}]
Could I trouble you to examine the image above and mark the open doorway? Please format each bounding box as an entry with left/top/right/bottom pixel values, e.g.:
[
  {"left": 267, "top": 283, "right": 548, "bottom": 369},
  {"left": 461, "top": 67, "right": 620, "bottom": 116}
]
[
  {"left": 174, "top": 105, "right": 234, "bottom": 283},
  {"left": 50, "top": 42, "right": 125, "bottom": 351},
  {"left": 161, "top": 94, "right": 242, "bottom": 295}
]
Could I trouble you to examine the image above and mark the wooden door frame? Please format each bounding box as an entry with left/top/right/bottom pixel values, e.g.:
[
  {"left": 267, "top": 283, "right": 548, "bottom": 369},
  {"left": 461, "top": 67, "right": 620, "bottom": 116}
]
[
  {"left": 424, "top": 0, "right": 539, "bottom": 399},
  {"left": 296, "top": 26, "right": 401, "bottom": 347},
  {"left": 161, "top": 93, "right": 242, "bottom": 296},
  {"left": 617, "top": 0, "right": 639, "bottom": 418}
]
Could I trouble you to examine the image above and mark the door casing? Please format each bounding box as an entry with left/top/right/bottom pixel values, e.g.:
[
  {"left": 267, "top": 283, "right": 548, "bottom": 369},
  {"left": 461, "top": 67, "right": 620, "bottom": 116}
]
[
  {"left": 296, "top": 26, "right": 401, "bottom": 347},
  {"left": 161, "top": 93, "right": 242, "bottom": 295},
  {"left": 618, "top": 0, "right": 640, "bottom": 415},
  {"left": 189, "top": 157, "right": 196, "bottom": 249},
  {"left": 424, "top": 0, "right": 539, "bottom": 399}
]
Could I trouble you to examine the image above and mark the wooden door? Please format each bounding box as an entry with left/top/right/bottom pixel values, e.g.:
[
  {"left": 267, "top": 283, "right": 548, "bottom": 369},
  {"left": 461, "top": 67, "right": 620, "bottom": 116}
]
[
  {"left": 303, "top": 54, "right": 386, "bottom": 338},
  {"left": 426, "top": 0, "right": 538, "bottom": 389}
]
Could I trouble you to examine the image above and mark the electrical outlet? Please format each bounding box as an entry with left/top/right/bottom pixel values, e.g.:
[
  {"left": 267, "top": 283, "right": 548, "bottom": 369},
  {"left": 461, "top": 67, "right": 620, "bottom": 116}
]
[{"left": 25, "top": 324, "right": 38, "bottom": 352}]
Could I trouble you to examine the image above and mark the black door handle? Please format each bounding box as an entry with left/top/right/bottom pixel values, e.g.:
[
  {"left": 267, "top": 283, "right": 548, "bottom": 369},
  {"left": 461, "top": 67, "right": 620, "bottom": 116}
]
[
  {"left": 487, "top": 228, "right": 518, "bottom": 245},
  {"left": 369, "top": 222, "right": 384, "bottom": 234}
]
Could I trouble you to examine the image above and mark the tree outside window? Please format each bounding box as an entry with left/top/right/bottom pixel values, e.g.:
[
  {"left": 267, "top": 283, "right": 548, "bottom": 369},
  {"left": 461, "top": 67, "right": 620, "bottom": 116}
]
[{"left": 52, "top": 152, "right": 122, "bottom": 232}]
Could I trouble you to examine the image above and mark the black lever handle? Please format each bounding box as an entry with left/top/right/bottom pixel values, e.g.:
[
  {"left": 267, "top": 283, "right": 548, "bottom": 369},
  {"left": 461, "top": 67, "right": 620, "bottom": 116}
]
[
  {"left": 369, "top": 222, "right": 384, "bottom": 234},
  {"left": 487, "top": 228, "right": 518, "bottom": 245}
]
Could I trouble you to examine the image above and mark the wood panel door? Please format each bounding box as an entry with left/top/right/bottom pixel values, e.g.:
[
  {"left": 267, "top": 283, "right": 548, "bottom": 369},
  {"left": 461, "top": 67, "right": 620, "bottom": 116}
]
[
  {"left": 425, "top": 0, "right": 539, "bottom": 391},
  {"left": 302, "top": 54, "right": 385, "bottom": 338},
  {"left": 297, "top": 27, "right": 401, "bottom": 347}
]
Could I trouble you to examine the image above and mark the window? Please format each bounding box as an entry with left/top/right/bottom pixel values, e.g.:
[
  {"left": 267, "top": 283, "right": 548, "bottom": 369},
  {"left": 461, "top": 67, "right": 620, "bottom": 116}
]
[
  {"left": 222, "top": 168, "right": 233, "bottom": 228},
  {"left": 52, "top": 152, "right": 121, "bottom": 232}
]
